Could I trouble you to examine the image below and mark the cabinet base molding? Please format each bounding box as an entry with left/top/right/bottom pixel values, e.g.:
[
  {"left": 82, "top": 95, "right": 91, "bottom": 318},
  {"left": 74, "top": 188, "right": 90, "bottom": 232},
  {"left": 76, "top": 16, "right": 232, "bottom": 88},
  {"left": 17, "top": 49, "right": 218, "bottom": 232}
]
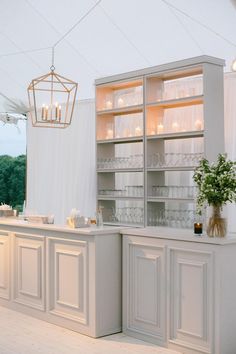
[
  {"left": 123, "top": 328, "right": 167, "bottom": 347},
  {"left": 168, "top": 340, "right": 211, "bottom": 354}
]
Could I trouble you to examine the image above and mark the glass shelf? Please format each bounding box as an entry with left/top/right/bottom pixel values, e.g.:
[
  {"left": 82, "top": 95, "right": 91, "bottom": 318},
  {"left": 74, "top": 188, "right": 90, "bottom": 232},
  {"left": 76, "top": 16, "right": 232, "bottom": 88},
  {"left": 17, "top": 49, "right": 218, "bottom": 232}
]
[
  {"left": 97, "top": 136, "right": 143, "bottom": 144},
  {"left": 147, "top": 197, "right": 195, "bottom": 202},
  {"left": 97, "top": 168, "right": 143, "bottom": 173},
  {"left": 97, "top": 104, "right": 143, "bottom": 115},
  {"left": 147, "top": 130, "right": 204, "bottom": 140}
]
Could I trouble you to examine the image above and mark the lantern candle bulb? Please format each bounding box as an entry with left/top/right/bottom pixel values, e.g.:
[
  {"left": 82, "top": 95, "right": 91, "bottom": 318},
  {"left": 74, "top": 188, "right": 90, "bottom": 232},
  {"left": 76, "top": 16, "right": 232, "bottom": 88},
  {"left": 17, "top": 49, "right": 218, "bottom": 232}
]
[
  {"left": 45, "top": 105, "right": 48, "bottom": 120},
  {"left": 41, "top": 104, "right": 45, "bottom": 119},
  {"left": 55, "top": 102, "right": 59, "bottom": 119},
  {"left": 58, "top": 105, "right": 62, "bottom": 120}
]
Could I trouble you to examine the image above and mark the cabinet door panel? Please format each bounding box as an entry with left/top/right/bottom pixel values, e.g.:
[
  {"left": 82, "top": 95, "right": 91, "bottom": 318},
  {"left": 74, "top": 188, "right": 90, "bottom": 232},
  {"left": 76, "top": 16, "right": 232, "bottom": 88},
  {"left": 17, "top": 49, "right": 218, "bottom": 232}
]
[
  {"left": 48, "top": 238, "right": 88, "bottom": 325},
  {"left": 169, "top": 248, "right": 213, "bottom": 352},
  {"left": 13, "top": 233, "right": 45, "bottom": 310},
  {"left": 0, "top": 232, "right": 10, "bottom": 300},
  {"left": 127, "top": 242, "right": 166, "bottom": 342}
]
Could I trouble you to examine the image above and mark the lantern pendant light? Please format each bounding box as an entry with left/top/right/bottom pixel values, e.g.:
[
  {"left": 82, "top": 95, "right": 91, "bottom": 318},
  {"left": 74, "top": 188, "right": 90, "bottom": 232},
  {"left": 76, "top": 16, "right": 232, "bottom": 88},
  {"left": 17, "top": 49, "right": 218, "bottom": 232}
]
[{"left": 27, "top": 48, "right": 78, "bottom": 128}]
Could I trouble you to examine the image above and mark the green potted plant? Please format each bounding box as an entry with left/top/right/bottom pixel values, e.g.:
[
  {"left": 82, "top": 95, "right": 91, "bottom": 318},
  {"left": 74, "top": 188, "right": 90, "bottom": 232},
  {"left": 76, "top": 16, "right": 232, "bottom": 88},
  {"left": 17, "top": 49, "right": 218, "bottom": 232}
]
[{"left": 193, "top": 154, "right": 236, "bottom": 237}]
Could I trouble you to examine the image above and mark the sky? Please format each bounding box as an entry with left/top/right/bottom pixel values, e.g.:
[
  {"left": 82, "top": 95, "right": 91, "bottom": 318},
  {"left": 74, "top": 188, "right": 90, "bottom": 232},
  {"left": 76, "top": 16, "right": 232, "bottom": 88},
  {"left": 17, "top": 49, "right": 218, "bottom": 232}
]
[
  {"left": 0, "top": 0, "right": 236, "bottom": 156},
  {"left": 0, "top": 120, "right": 26, "bottom": 156}
]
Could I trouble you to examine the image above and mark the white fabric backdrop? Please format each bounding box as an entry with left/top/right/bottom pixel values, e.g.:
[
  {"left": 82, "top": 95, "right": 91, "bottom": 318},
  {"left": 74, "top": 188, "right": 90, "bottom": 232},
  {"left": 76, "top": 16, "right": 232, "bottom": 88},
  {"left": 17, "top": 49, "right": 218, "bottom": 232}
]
[
  {"left": 26, "top": 74, "right": 236, "bottom": 230},
  {"left": 26, "top": 99, "right": 96, "bottom": 224},
  {"left": 224, "top": 73, "right": 236, "bottom": 233}
]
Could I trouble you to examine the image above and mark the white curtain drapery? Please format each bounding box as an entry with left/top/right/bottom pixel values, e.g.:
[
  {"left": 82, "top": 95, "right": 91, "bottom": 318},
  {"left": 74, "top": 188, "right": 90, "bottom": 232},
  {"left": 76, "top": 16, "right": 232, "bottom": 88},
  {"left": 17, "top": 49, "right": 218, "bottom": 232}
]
[
  {"left": 224, "top": 73, "right": 236, "bottom": 233},
  {"left": 26, "top": 99, "right": 96, "bottom": 224}
]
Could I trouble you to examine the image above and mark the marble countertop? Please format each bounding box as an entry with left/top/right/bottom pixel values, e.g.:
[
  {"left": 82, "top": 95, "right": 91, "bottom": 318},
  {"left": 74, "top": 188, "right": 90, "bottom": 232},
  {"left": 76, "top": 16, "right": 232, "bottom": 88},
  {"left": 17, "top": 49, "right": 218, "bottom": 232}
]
[
  {"left": 1, "top": 218, "right": 236, "bottom": 244},
  {"left": 121, "top": 226, "right": 236, "bottom": 245},
  {"left": 0, "top": 218, "right": 122, "bottom": 236}
]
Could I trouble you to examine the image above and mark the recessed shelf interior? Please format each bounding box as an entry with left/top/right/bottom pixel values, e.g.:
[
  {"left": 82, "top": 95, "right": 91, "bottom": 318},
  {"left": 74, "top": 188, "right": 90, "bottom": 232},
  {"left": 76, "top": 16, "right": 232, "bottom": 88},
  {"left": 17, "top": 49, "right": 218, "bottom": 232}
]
[
  {"left": 146, "top": 72, "right": 203, "bottom": 104},
  {"left": 98, "top": 171, "right": 143, "bottom": 198},
  {"left": 97, "top": 112, "right": 143, "bottom": 140},
  {"left": 147, "top": 170, "right": 196, "bottom": 199},
  {"left": 98, "top": 199, "right": 144, "bottom": 226},
  {"left": 147, "top": 200, "right": 197, "bottom": 228},
  {"left": 146, "top": 102, "right": 204, "bottom": 136},
  {"left": 97, "top": 141, "right": 143, "bottom": 168},
  {"left": 147, "top": 137, "right": 204, "bottom": 169},
  {"left": 96, "top": 80, "right": 143, "bottom": 111}
]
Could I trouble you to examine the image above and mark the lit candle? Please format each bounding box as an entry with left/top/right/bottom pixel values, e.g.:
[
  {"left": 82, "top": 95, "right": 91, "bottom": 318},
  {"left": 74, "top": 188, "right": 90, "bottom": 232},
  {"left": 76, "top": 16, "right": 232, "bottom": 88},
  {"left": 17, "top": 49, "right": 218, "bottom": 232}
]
[
  {"left": 194, "top": 222, "right": 203, "bottom": 235},
  {"left": 106, "top": 100, "right": 112, "bottom": 109},
  {"left": 55, "top": 102, "right": 59, "bottom": 119},
  {"left": 172, "top": 121, "right": 179, "bottom": 132},
  {"left": 157, "top": 123, "right": 164, "bottom": 134},
  {"left": 45, "top": 105, "right": 48, "bottom": 120},
  {"left": 58, "top": 105, "right": 62, "bottom": 120},
  {"left": 195, "top": 119, "right": 203, "bottom": 131},
  {"left": 117, "top": 98, "right": 124, "bottom": 107},
  {"left": 106, "top": 129, "right": 113, "bottom": 139},
  {"left": 124, "top": 129, "right": 129, "bottom": 137},
  {"left": 150, "top": 123, "right": 156, "bottom": 135},
  {"left": 41, "top": 104, "right": 45, "bottom": 120},
  {"left": 135, "top": 126, "right": 142, "bottom": 136}
]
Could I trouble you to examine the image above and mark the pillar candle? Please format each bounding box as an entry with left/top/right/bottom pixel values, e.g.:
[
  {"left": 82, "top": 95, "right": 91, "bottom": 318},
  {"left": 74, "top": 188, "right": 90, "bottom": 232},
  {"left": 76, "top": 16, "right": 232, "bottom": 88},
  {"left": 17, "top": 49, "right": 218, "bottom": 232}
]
[
  {"left": 157, "top": 123, "right": 164, "bottom": 134},
  {"left": 194, "top": 222, "right": 203, "bottom": 235}
]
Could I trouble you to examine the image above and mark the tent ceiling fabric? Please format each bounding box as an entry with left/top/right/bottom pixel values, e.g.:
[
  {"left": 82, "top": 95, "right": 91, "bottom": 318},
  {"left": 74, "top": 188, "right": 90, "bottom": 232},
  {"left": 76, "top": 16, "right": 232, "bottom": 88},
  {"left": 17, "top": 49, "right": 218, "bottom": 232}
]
[{"left": 0, "top": 0, "right": 235, "bottom": 111}]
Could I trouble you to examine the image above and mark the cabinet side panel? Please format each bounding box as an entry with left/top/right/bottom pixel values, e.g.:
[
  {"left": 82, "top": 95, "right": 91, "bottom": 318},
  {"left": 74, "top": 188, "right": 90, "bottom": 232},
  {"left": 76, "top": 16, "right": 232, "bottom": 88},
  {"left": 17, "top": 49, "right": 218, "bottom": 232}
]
[
  {"left": 0, "top": 232, "right": 10, "bottom": 300},
  {"left": 203, "top": 63, "right": 225, "bottom": 162},
  {"left": 217, "top": 245, "right": 236, "bottom": 354},
  {"left": 95, "top": 233, "right": 122, "bottom": 337}
]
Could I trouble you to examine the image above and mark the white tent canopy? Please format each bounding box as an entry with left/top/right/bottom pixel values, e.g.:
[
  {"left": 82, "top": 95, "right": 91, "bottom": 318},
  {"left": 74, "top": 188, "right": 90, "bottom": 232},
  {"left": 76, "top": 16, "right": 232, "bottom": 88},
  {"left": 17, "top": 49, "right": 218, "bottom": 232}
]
[{"left": 0, "top": 0, "right": 236, "bottom": 110}]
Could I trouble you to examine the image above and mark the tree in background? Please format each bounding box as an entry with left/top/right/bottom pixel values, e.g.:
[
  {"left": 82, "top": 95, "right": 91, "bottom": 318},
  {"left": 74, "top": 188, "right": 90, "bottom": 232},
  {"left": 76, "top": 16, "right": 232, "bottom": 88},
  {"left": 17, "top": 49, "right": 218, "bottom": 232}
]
[
  {"left": 0, "top": 155, "right": 12, "bottom": 203},
  {"left": 0, "top": 155, "right": 26, "bottom": 211}
]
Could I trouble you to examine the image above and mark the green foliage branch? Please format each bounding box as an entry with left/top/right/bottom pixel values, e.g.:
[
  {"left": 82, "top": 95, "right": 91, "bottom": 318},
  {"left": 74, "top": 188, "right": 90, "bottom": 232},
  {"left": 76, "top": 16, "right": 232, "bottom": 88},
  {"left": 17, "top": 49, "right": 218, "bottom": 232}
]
[{"left": 193, "top": 154, "right": 236, "bottom": 214}]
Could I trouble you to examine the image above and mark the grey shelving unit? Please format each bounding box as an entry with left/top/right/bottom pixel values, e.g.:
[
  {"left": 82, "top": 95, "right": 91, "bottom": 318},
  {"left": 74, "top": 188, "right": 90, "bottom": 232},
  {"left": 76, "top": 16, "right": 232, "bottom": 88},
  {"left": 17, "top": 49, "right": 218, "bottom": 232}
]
[{"left": 95, "top": 56, "right": 225, "bottom": 227}]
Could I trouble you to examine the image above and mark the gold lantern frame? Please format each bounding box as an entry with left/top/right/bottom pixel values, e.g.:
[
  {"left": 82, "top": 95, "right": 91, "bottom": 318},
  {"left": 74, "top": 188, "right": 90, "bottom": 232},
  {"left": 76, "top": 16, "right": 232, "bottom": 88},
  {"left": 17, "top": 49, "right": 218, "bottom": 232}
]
[
  {"left": 26, "top": 1, "right": 104, "bottom": 128},
  {"left": 27, "top": 67, "right": 78, "bottom": 128}
]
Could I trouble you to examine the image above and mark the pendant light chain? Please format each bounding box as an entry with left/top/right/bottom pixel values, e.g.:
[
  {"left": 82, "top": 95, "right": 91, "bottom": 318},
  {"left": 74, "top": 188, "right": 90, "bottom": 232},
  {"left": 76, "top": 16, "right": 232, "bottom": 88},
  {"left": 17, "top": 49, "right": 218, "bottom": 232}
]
[
  {"left": 49, "top": 0, "right": 101, "bottom": 72},
  {"left": 27, "top": 1, "right": 101, "bottom": 128}
]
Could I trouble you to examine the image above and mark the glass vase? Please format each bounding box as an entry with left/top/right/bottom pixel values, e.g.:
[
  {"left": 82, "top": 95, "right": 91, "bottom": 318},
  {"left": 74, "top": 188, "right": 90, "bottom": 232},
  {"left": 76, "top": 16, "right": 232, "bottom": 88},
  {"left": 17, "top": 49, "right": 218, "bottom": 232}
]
[{"left": 206, "top": 205, "right": 227, "bottom": 237}]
